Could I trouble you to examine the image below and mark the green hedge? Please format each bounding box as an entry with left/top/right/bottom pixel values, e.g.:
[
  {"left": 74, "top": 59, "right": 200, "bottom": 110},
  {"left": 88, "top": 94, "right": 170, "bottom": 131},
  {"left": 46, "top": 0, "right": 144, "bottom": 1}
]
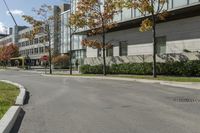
[{"left": 80, "top": 60, "right": 200, "bottom": 76}]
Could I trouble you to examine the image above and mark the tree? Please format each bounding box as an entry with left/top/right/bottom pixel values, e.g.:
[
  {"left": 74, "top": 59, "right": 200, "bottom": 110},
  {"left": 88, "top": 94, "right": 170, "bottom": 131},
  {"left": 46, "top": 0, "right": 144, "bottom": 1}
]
[
  {"left": 67, "top": 9, "right": 86, "bottom": 75},
  {"left": 22, "top": 4, "right": 59, "bottom": 74},
  {"left": 52, "top": 54, "right": 69, "bottom": 67},
  {"left": 69, "top": 0, "right": 124, "bottom": 76},
  {"left": 125, "top": 0, "right": 168, "bottom": 78},
  {"left": 0, "top": 44, "right": 19, "bottom": 66}
]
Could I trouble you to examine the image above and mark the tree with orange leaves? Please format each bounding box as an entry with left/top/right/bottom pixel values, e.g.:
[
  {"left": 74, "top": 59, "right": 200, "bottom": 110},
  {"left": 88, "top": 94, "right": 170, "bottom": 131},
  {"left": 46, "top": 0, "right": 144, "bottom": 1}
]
[
  {"left": 0, "top": 44, "right": 19, "bottom": 66},
  {"left": 69, "top": 0, "right": 124, "bottom": 76},
  {"left": 125, "top": 0, "right": 168, "bottom": 78},
  {"left": 52, "top": 54, "right": 69, "bottom": 67},
  {"left": 22, "top": 4, "right": 58, "bottom": 74}
]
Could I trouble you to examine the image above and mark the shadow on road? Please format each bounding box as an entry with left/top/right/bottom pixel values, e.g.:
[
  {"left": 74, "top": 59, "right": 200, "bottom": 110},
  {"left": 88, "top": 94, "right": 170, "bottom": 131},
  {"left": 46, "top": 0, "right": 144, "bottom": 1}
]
[
  {"left": 10, "top": 109, "right": 25, "bottom": 133},
  {"left": 24, "top": 91, "right": 30, "bottom": 105},
  {"left": 11, "top": 91, "right": 30, "bottom": 133}
]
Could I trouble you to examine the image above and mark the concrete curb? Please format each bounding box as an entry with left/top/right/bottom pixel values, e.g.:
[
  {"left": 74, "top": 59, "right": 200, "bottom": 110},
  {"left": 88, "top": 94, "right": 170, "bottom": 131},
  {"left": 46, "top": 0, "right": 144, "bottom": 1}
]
[
  {"left": 0, "top": 80, "right": 26, "bottom": 105},
  {"left": 160, "top": 81, "right": 199, "bottom": 90},
  {"left": 42, "top": 74, "right": 200, "bottom": 90},
  {"left": 0, "top": 80, "right": 26, "bottom": 133},
  {"left": 0, "top": 106, "right": 21, "bottom": 133}
]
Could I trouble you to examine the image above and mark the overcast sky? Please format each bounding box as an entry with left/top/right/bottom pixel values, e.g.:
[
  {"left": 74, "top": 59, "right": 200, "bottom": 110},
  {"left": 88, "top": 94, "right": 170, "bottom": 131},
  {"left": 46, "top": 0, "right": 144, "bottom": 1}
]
[{"left": 0, "top": 0, "right": 69, "bottom": 34}]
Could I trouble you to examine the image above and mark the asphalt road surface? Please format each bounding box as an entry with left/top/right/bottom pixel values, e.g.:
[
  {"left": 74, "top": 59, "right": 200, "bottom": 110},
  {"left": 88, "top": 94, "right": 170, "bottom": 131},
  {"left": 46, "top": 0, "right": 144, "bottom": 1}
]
[{"left": 0, "top": 70, "right": 200, "bottom": 133}]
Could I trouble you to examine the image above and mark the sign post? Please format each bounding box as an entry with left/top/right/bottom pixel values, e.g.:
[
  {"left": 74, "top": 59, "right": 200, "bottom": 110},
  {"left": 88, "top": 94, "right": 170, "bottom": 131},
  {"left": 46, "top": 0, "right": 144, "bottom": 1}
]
[{"left": 41, "top": 55, "right": 49, "bottom": 74}]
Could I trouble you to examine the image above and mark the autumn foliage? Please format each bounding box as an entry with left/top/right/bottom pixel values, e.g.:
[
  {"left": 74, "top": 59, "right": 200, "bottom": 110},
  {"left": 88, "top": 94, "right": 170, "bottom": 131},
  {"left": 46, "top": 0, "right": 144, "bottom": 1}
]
[
  {"left": 70, "top": 0, "right": 124, "bottom": 48},
  {"left": 52, "top": 54, "right": 69, "bottom": 66},
  {"left": 22, "top": 4, "right": 57, "bottom": 74},
  {"left": 0, "top": 44, "right": 19, "bottom": 62},
  {"left": 69, "top": 0, "right": 124, "bottom": 75},
  {"left": 125, "top": 0, "right": 168, "bottom": 78},
  {"left": 125, "top": 0, "right": 168, "bottom": 32}
]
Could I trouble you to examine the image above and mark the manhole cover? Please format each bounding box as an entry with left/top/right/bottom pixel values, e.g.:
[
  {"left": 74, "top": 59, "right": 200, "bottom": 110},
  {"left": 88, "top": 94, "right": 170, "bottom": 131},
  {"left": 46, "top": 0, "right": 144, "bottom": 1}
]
[{"left": 171, "top": 97, "right": 200, "bottom": 103}]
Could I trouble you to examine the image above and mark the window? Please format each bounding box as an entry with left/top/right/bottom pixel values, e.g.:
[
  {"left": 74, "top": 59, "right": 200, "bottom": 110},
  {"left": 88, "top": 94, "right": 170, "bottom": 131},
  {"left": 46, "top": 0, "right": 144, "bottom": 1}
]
[
  {"left": 34, "top": 48, "right": 38, "bottom": 54},
  {"left": 113, "top": 11, "right": 122, "bottom": 22},
  {"left": 156, "top": 36, "right": 166, "bottom": 55},
  {"left": 26, "top": 49, "right": 29, "bottom": 55},
  {"left": 119, "top": 41, "right": 128, "bottom": 56},
  {"left": 122, "top": 8, "right": 132, "bottom": 20},
  {"left": 39, "top": 37, "right": 44, "bottom": 43},
  {"left": 31, "top": 49, "right": 34, "bottom": 54},
  {"left": 97, "top": 49, "right": 102, "bottom": 57},
  {"left": 34, "top": 38, "right": 39, "bottom": 44},
  {"left": 190, "top": 0, "right": 199, "bottom": 4},
  {"left": 173, "top": 0, "right": 188, "bottom": 8},
  {"left": 22, "top": 42, "right": 26, "bottom": 47},
  {"left": 168, "top": 0, "right": 173, "bottom": 9},
  {"left": 39, "top": 47, "right": 44, "bottom": 53},
  {"left": 30, "top": 40, "right": 33, "bottom": 45},
  {"left": 106, "top": 47, "right": 113, "bottom": 57},
  {"left": 26, "top": 41, "right": 29, "bottom": 46}
]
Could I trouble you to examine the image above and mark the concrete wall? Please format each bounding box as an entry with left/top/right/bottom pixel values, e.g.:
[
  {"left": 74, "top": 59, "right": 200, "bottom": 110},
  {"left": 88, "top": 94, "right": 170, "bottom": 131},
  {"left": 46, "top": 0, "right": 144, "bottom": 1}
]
[
  {"left": 84, "top": 16, "right": 200, "bottom": 65},
  {"left": 84, "top": 52, "right": 200, "bottom": 65}
]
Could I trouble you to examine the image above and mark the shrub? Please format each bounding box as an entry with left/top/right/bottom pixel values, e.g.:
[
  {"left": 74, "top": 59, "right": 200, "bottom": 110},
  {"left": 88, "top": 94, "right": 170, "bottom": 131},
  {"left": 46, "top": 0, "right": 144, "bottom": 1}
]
[{"left": 80, "top": 60, "right": 200, "bottom": 77}]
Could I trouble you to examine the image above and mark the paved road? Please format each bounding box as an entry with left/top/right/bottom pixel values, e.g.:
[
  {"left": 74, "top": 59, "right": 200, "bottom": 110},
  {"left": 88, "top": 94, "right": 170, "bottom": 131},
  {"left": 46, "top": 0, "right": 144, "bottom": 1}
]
[{"left": 0, "top": 70, "right": 200, "bottom": 133}]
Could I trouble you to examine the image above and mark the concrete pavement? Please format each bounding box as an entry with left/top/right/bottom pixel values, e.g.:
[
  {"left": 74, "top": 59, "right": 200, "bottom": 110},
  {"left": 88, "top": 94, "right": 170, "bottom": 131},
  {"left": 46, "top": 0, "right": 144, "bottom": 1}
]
[
  {"left": 0, "top": 70, "right": 200, "bottom": 133},
  {"left": 43, "top": 74, "right": 200, "bottom": 90}
]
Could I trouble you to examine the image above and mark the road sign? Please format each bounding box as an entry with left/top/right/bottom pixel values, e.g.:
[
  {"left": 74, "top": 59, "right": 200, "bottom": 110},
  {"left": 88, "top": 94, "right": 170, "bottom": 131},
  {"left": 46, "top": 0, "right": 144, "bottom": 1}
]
[{"left": 41, "top": 55, "right": 49, "bottom": 61}]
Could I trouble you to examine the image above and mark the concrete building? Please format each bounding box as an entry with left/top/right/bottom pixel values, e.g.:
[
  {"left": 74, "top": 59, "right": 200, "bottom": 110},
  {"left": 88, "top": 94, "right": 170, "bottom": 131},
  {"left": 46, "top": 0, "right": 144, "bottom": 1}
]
[
  {"left": 0, "top": 4, "right": 70, "bottom": 67},
  {"left": 0, "top": 26, "right": 27, "bottom": 47},
  {"left": 71, "top": 0, "right": 200, "bottom": 65},
  {"left": 17, "top": 27, "right": 49, "bottom": 66}
]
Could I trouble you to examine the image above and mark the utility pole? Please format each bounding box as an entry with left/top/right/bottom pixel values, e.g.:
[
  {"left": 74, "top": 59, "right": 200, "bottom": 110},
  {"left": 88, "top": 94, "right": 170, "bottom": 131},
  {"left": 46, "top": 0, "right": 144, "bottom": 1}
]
[{"left": 2, "top": 0, "right": 18, "bottom": 26}]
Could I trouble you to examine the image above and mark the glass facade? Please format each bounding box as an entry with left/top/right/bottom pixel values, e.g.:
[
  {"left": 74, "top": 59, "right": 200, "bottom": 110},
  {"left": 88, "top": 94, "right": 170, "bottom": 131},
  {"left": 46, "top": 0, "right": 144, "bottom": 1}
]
[
  {"left": 112, "top": 0, "right": 200, "bottom": 22},
  {"left": 71, "top": 0, "right": 200, "bottom": 26},
  {"left": 60, "top": 10, "right": 86, "bottom": 66}
]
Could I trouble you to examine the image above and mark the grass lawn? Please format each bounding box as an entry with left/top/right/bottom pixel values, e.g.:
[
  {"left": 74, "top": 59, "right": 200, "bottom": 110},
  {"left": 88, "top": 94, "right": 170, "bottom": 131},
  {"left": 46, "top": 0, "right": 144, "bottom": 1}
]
[
  {"left": 52, "top": 73, "right": 200, "bottom": 82},
  {"left": 0, "top": 82, "right": 19, "bottom": 119},
  {"left": 110, "top": 75, "right": 200, "bottom": 82}
]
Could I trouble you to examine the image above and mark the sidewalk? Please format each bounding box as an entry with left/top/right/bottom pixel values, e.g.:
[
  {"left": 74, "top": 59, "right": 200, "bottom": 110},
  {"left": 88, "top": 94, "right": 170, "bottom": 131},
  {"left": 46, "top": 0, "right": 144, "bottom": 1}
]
[
  {"left": 42, "top": 74, "right": 200, "bottom": 90},
  {"left": 3, "top": 68, "right": 200, "bottom": 90},
  {"left": 6, "top": 68, "right": 80, "bottom": 74}
]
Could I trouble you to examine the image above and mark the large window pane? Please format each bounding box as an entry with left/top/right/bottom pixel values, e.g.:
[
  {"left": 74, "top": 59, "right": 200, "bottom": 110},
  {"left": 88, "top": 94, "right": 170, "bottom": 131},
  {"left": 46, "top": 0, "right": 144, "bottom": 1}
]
[
  {"left": 122, "top": 8, "right": 132, "bottom": 21},
  {"left": 135, "top": 9, "right": 141, "bottom": 18},
  {"left": 156, "top": 36, "right": 166, "bottom": 55},
  {"left": 168, "top": 0, "right": 173, "bottom": 9},
  {"left": 113, "top": 12, "right": 122, "bottom": 22},
  {"left": 173, "top": 0, "right": 188, "bottom": 8},
  {"left": 106, "top": 47, "right": 113, "bottom": 57},
  {"left": 119, "top": 41, "right": 128, "bottom": 56},
  {"left": 189, "top": 0, "right": 199, "bottom": 4}
]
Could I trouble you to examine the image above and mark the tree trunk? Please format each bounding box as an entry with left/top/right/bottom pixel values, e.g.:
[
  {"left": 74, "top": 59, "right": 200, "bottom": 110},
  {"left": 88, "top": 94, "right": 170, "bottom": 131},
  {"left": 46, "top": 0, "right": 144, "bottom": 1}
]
[
  {"left": 47, "top": 25, "right": 52, "bottom": 74},
  {"left": 102, "top": 33, "right": 106, "bottom": 76},
  {"left": 152, "top": 15, "right": 157, "bottom": 78},
  {"left": 69, "top": 35, "right": 73, "bottom": 75}
]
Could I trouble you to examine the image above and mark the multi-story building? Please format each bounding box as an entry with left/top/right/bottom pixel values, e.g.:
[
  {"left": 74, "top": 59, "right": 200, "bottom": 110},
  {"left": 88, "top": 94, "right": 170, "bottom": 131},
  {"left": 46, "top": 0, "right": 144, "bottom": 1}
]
[
  {"left": 0, "top": 34, "right": 8, "bottom": 39},
  {"left": 17, "top": 27, "right": 49, "bottom": 66},
  {"left": 71, "top": 0, "right": 200, "bottom": 65},
  {"left": 0, "top": 4, "right": 70, "bottom": 67},
  {"left": 60, "top": 9, "right": 86, "bottom": 67},
  {"left": 16, "top": 4, "right": 70, "bottom": 66},
  {"left": 0, "top": 26, "right": 27, "bottom": 47}
]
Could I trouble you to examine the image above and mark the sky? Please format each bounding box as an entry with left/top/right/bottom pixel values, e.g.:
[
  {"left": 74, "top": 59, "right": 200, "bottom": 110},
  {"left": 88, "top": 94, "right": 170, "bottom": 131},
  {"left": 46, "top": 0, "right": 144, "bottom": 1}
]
[{"left": 0, "top": 0, "right": 69, "bottom": 34}]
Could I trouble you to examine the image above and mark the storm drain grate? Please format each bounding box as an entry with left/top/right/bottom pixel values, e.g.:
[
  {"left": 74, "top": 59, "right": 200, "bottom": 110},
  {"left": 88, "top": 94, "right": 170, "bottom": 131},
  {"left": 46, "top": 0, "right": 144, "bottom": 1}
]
[{"left": 172, "top": 97, "right": 200, "bottom": 103}]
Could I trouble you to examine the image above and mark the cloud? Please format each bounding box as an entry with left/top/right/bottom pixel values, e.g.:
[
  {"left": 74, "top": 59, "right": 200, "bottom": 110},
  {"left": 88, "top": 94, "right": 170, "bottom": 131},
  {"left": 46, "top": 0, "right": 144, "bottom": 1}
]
[
  {"left": 6, "top": 9, "right": 24, "bottom": 16},
  {"left": 0, "top": 22, "right": 7, "bottom": 34}
]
